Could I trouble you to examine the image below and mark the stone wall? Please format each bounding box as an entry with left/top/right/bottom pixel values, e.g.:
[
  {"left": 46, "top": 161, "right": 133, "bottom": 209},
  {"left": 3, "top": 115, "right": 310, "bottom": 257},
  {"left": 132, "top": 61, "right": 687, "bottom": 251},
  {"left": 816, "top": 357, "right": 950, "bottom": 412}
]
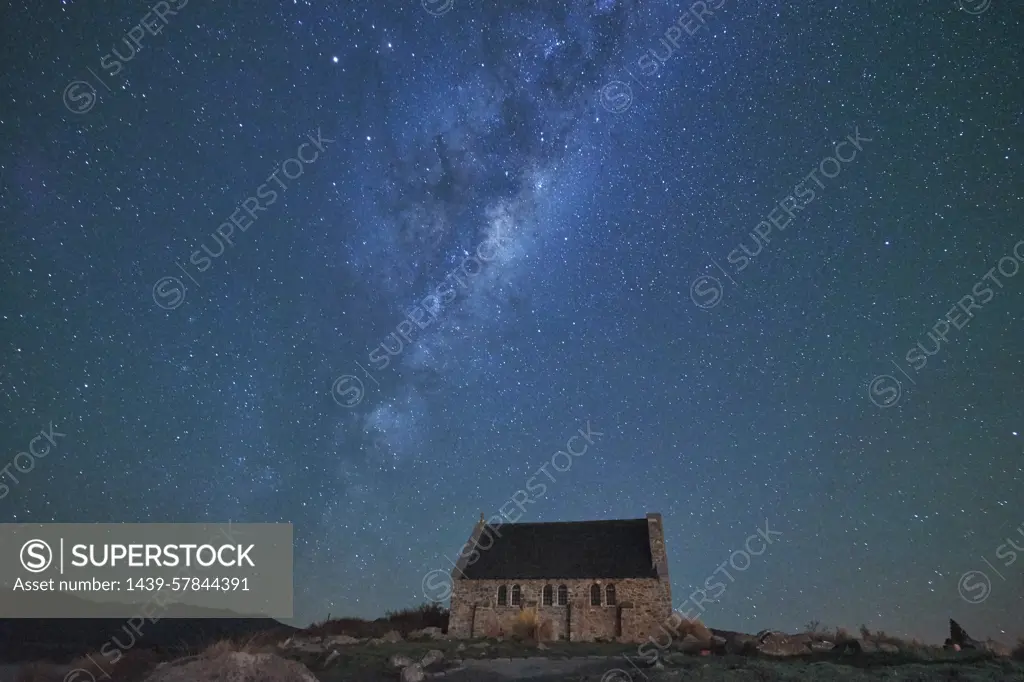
[{"left": 449, "top": 577, "right": 670, "bottom": 643}]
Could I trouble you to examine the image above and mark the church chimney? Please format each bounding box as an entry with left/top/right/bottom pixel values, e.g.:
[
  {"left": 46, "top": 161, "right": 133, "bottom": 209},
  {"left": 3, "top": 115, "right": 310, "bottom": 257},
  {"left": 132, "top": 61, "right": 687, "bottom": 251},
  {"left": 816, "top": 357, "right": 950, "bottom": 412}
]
[{"left": 646, "top": 512, "right": 669, "bottom": 579}]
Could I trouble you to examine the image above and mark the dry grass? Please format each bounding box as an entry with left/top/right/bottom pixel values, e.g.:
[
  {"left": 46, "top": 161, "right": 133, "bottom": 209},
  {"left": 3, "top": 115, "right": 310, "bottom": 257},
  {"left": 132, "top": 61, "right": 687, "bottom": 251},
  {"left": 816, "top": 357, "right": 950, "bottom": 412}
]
[
  {"left": 302, "top": 602, "right": 449, "bottom": 639},
  {"left": 200, "top": 634, "right": 277, "bottom": 658},
  {"left": 855, "top": 625, "right": 914, "bottom": 648},
  {"left": 511, "top": 607, "right": 540, "bottom": 641}
]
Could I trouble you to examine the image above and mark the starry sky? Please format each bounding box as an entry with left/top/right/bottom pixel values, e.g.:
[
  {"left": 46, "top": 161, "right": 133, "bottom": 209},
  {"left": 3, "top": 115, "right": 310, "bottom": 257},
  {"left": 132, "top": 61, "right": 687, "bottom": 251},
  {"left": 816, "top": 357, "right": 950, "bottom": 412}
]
[{"left": 1, "top": 0, "right": 1022, "bottom": 643}]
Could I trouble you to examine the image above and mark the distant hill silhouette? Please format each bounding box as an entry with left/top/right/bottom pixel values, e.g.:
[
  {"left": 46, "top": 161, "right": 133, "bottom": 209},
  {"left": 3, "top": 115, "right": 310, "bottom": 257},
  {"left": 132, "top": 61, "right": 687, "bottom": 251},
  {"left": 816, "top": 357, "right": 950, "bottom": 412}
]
[{"left": 0, "top": 591, "right": 295, "bottom": 663}]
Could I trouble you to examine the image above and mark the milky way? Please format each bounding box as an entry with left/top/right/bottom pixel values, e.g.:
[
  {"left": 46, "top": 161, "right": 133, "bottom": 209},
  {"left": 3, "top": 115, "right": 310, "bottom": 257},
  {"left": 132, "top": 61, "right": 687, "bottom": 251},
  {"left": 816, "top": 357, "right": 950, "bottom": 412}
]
[{"left": 1, "top": 0, "right": 1022, "bottom": 642}]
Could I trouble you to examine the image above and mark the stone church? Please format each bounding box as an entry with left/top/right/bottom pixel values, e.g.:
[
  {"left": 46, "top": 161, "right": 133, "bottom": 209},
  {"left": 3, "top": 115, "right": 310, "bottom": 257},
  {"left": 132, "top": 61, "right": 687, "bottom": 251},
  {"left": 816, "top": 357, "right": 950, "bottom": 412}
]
[{"left": 447, "top": 513, "right": 672, "bottom": 642}]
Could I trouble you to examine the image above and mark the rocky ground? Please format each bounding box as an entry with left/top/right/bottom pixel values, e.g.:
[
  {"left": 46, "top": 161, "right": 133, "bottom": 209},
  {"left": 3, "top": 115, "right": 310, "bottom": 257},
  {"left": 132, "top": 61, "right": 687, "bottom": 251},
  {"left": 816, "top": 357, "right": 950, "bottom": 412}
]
[{"left": 7, "top": 622, "right": 1023, "bottom": 681}]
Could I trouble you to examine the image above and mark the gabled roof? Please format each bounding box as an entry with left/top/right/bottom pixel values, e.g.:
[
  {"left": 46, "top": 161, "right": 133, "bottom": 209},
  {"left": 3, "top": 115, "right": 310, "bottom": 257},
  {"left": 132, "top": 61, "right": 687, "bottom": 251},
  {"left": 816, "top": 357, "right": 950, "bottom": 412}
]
[{"left": 457, "top": 518, "right": 658, "bottom": 580}]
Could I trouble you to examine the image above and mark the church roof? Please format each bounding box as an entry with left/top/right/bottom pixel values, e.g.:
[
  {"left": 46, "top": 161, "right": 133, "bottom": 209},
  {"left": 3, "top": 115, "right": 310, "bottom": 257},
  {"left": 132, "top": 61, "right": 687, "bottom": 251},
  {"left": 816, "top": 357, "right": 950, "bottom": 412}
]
[{"left": 457, "top": 518, "right": 658, "bottom": 580}]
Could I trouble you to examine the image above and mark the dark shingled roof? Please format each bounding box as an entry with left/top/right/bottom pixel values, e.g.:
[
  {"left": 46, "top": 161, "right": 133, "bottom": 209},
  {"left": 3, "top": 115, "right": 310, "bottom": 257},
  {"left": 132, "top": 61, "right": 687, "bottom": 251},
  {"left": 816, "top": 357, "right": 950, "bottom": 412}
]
[{"left": 459, "top": 518, "right": 657, "bottom": 580}]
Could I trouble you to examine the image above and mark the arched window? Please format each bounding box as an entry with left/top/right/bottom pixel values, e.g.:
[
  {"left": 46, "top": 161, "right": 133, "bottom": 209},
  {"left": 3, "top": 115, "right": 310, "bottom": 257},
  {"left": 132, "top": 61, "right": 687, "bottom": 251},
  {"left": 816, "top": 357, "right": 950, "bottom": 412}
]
[
  {"left": 542, "top": 584, "right": 553, "bottom": 606},
  {"left": 497, "top": 585, "right": 507, "bottom": 606},
  {"left": 606, "top": 583, "right": 617, "bottom": 606},
  {"left": 557, "top": 584, "right": 568, "bottom": 606},
  {"left": 510, "top": 584, "right": 521, "bottom": 606},
  {"left": 590, "top": 583, "right": 601, "bottom": 606}
]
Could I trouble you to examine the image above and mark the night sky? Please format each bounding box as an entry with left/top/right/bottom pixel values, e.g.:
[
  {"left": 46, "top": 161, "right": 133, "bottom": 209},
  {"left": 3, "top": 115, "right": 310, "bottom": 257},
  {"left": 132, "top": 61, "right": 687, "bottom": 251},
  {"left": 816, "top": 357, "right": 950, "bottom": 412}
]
[{"left": 1, "top": 0, "right": 1022, "bottom": 643}]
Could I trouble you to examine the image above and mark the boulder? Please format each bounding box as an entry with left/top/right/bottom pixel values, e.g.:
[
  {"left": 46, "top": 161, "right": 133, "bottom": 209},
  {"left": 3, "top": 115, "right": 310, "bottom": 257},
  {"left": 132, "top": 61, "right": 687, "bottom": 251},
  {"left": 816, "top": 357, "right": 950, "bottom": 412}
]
[
  {"left": 949, "top": 619, "right": 983, "bottom": 650},
  {"left": 389, "top": 654, "right": 414, "bottom": 669},
  {"left": 323, "top": 650, "right": 340, "bottom": 668},
  {"left": 809, "top": 641, "right": 835, "bottom": 653},
  {"left": 381, "top": 629, "right": 403, "bottom": 643},
  {"left": 278, "top": 636, "right": 324, "bottom": 654},
  {"left": 401, "top": 663, "right": 425, "bottom": 682},
  {"left": 984, "top": 639, "right": 1013, "bottom": 657},
  {"left": 710, "top": 635, "right": 727, "bottom": 651},
  {"left": 756, "top": 631, "right": 812, "bottom": 657},
  {"left": 945, "top": 622, "right": 1011, "bottom": 656},
  {"left": 724, "top": 633, "right": 759, "bottom": 655},
  {"left": 143, "top": 652, "right": 317, "bottom": 682},
  {"left": 676, "top": 634, "right": 705, "bottom": 654},
  {"left": 878, "top": 643, "right": 899, "bottom": 654},
  {"left": 420, "top": 649, "right": 445, "bottom": 668}
]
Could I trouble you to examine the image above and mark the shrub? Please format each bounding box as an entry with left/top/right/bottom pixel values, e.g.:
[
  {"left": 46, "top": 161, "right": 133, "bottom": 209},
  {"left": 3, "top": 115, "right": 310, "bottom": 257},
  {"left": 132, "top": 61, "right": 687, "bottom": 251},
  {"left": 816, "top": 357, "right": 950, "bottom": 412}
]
[
  {"left": 303, "top": 602, "right": 450, "bottom": 639},
  {"left": 200, "top": 637, "right": 270, "bottom": 657},
  {"left": 511, "top": 608, "right": 540, "bottom": 641},
  {"left": 382, "top": 602, "right": 449, "bottom": 633}
]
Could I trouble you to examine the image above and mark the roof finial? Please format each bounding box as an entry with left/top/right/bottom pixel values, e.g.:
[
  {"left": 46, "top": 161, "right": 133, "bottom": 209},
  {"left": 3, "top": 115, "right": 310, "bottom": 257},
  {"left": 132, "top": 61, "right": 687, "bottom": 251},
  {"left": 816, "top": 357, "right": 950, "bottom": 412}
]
[{"left": 479, "top": 511, "right": 485, "bottom": 523}]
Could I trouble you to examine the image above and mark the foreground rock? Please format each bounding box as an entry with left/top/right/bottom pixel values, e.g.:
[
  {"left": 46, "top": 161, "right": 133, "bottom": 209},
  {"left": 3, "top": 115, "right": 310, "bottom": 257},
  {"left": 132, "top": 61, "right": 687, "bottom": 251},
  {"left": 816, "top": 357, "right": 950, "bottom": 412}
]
[
  {"left": 389, "top": 654, "right": 414, "bottom": 669},
  {"left": 278, "top": 636, "right": 325, "bottom": 654},
  {"left": 400, "top": 663, "right": 425, "bottom": 682},
  {"left": 946, "top": 618, "right": 1011, "bottom": 657},
  {"left": 756, "top": 631, "right": 813, "bottom": 657},
  {"left": 144, "top": 652, "right": 317, "bottom": 682},
  {"left": 420, "top": 649, "right": 445, "bottom": 668},
  {"left": 675, "top": 634, "right": 706, "bottom": 654},
  {"left": 949, "top": 619, "right": 981, "bottom": 649},
  {"left": 325, "top": 634, "right": 361, "bottom": 645},
  {"left": 409, "top": 626, "right": 447, "bottom": 640}
]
